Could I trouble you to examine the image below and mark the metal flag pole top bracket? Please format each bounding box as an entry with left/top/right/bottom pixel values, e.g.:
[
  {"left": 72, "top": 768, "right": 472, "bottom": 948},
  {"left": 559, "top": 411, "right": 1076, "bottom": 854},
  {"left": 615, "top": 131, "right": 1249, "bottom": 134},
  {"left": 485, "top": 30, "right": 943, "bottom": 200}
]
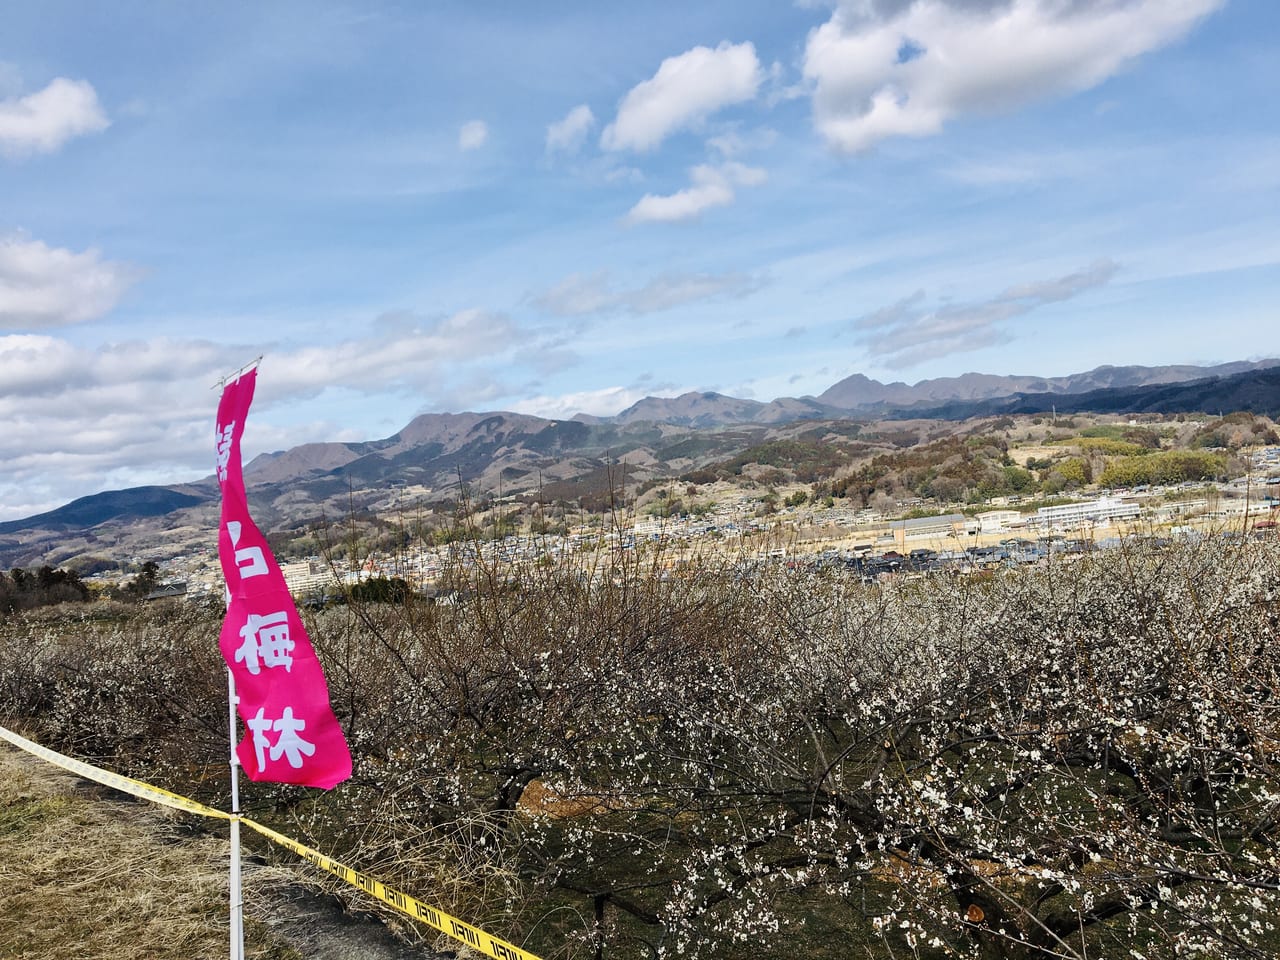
[{"left": 213, "top": 355, "right": 263, "bottom": 390}]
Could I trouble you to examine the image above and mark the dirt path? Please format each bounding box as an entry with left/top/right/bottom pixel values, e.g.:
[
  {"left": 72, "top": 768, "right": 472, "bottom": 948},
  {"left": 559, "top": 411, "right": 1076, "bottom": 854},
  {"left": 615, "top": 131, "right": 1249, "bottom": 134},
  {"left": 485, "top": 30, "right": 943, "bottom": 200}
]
[{"left": 0, "top": 745, "right": 445, "bottom": 960}]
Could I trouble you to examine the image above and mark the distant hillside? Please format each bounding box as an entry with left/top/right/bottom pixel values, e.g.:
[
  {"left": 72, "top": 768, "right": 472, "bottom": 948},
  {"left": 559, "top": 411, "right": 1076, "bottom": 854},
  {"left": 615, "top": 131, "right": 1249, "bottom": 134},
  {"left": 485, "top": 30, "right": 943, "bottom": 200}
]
[
  {"left": 603, "top": 360, "right": 1280, "bottom": 428},
  {"left": 240, "top": 411, "right": 565, "bottom": 486},
  {"left": 0, "top": 486, "right": 211, "bottom": 536},
  {"left": 816, "top": 359, "right": 1280, "bottom": 413},
  {"left": 244, "top": 440, "right": 371, "bottom": 484},
  {"left": 611, "top": 392, "right": 842, "bottom": 428},
  {"left": 5, "top": 357, "right": 1280, "bottom": 570},
  {"left": 908, "top": 368, "right": 1280, "bottom": 420}
]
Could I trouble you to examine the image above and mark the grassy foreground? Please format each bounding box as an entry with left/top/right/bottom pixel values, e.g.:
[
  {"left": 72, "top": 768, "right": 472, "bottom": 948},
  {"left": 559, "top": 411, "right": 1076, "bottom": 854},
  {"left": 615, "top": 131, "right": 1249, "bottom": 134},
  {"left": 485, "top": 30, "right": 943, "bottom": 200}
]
[{"left": 0, "top": 747, "right": 303, "bottom": 960}]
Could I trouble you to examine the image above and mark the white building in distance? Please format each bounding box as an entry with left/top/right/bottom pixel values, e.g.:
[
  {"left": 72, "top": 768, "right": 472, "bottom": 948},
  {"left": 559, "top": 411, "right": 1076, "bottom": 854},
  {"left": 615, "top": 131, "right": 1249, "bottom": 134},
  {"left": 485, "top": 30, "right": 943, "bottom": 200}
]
[
  {"left": 977, "top": 510, "right": 1023, "bottom": 533},
  {"left": 1036, "top": 496, "right": 1140, "bottom": 529},
  {"left": 889, "top": 513, "right": 975, "bottom": 540}
]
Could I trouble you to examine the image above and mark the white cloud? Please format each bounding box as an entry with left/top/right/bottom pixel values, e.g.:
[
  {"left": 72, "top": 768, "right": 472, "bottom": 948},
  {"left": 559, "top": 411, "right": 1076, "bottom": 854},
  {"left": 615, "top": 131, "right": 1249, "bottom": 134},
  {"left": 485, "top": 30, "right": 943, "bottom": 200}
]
[
  {"left": 626, "top": 162, "right": 766, "bottom": 224},
  {"left": 264, "top": 308, "right": 527, "bottom": 396},
  {"left": 628, "top": 172, "right": 733, "bottom": 223},
  {"left": 0, "top": 77, "right": 110, "bottom": 157},
  {"left": 458, "top": 119, "right": 488, "bottom": 151},
  {"left": 546, "top": 104, "right": 595, "bottom": 154},
  {"left": 0, "top": 308, "right": 571, "bottom": 520},
  {"left": 603, "top": 163, "right": 645, "bottom": 184},
  {"left": 706, "top": 126, "right": 778, "bottom": 158},
  {"left": 0, "top": 334, "right": 237, "bottom": 409},
  {"left": 0, "top": 335, "right": 241, "bottom": 520},
  {"left": 0, "top": 310, "right": 538, "bottom": 415},
  {"left": 602, "top": 41, "right": 762, "bottom": 152},
  {"left": 534, "top": 269, "right": 761, "bottom": 317},
  {"left": 510, "top": 385, "right": 652, "bottom": 420},
  {"left": 534, "top": 272, "right": 616, "bottom": 316},
  {"left": 0, "top": 233, "right": 137, "bottom": 329},
  {"left": 627, "top": 271, "right": 762, "bottom": 312},
  {"left": 803, "top": 0, "right": 1223, "bottom": 153},
  {"left": 1000, "top": 258, "right": 1118, "bottom": 303},
  {"left": 854, "top": 258, "right": 1118, "bottom": 367}
]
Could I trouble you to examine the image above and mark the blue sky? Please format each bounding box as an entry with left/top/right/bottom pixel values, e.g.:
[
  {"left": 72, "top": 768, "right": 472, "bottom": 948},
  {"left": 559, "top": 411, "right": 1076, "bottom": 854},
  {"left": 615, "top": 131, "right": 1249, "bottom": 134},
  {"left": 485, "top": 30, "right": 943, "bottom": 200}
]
[{"left": 1, "top": 0, "right": 1276, "bottom": 520}]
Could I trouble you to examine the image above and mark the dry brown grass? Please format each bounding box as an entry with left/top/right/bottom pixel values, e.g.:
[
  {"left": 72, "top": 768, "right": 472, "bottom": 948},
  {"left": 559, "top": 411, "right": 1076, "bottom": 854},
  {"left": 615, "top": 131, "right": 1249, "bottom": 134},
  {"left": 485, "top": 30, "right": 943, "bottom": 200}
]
[{"left": 0, "top": 746, "right": 301, "bottom": 960}]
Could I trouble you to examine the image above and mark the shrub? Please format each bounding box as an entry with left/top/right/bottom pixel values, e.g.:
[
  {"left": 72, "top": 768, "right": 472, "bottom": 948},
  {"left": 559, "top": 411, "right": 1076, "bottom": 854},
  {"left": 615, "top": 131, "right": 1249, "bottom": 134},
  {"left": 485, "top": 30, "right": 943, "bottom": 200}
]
[
  {"left": 3, "top": 539, "right": 1279, "bottom": 959},
  {"left": 1098, "top": 450, "right": 1227, "bottom": 487}
]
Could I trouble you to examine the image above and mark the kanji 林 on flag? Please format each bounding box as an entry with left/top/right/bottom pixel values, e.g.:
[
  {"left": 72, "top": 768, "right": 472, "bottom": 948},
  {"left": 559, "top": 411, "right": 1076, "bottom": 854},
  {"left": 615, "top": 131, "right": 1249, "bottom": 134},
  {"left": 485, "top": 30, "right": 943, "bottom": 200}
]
[{"left": 215, "top": 368, "right": 351, "bottom": 789}]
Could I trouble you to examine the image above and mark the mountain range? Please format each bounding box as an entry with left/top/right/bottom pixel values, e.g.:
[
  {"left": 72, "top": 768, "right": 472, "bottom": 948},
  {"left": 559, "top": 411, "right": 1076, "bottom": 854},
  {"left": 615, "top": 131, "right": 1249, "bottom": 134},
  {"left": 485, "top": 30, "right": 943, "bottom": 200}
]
[
  {"left": 1, "top": 358, "right": 1277, "bottom": 569},
  {"left": 602, "top": 358, "right": 1280, "bottom": 427}
]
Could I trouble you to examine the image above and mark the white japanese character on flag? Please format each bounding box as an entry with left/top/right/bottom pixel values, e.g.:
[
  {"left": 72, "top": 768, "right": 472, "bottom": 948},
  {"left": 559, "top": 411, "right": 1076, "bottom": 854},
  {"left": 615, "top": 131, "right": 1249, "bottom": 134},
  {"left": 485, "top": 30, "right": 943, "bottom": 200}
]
[
  {"left": 216, "top": 421, "right": 236, "bottom": 481},
  {"left": 226, "top": 521, "right": 268, "bottom": 578},
  {"left": 247, "top": 706, "right": 316, "bottom": 772},
  {"left": 236, "top": 611, "right": 294, "bottom": 675}
]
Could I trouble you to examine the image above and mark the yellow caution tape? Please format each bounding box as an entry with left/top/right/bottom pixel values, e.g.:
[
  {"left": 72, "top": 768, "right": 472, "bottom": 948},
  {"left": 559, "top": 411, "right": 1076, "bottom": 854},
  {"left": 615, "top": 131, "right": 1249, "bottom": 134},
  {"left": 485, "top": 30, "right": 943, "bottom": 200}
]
[
  {"left": 0, "top": 723, "right": 231, "bottom": 820},
  {"left": 0, "top": 724, "right": 543, "bottom": 960},
  {"left": 241, "top": 818, "right": 540, "bottom": 960}
]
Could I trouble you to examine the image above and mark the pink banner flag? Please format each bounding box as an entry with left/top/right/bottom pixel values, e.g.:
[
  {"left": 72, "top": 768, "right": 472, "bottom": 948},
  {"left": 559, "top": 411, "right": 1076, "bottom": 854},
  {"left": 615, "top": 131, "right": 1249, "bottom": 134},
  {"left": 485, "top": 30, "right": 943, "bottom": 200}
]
[{"left": 216, "top": 368, "right": 351, "bottom": 789}]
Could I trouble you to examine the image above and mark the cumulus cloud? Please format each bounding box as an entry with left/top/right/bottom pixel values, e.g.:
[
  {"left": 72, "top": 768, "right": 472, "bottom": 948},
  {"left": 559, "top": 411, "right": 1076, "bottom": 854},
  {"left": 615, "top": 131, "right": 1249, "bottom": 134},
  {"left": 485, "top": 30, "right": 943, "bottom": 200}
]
[
  {"left": 533, "top": 269, "right": 761, "bottom": 317},
  {"left": 0, "top": 334, "right": 243, "bottom": 520},
  {"left": 626, "top": 161, "right": 766, "bottom": 223},
  {"left": 0, "top": 312, "right": 544, "bottom": 413},
  {"left": 0, "top": 76, "right": 109, "bottom": 157},
  {"left": 263, "top": 308, "right": 527, "bottom": 396},
  {"left": 0, "top": 334, "right": 237, "bottom": 411},
  {"left": 803, "top": 0, "right": 1222, "bottom": 153},
  {"left": 510, "top": 385, "right": 654, "bottom": 420},
  {"left": 602, "top": 41, "right": 762, "bottom": 152},
  {"left": 546, "top": 104, "right": 595, "bottom": 154},
  {"left": 0, "top": 309, "right": 570, "bottom": 521},
  {"left": 0, "top": 233, "right": 138, "bottom": 329},
  {"left": 854, "top": 258, "right": 1118, "bottom": 367},
  {"left": 458, "top": 119, "right": 488, "bottom": 150}
]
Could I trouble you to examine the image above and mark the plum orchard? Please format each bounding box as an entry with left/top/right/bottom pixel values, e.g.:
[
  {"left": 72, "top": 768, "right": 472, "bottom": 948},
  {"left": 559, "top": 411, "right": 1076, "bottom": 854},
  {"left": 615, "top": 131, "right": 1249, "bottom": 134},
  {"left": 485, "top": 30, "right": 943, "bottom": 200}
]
[{"left": 2, "top": 537, "right": 1278, "bottom": 959}]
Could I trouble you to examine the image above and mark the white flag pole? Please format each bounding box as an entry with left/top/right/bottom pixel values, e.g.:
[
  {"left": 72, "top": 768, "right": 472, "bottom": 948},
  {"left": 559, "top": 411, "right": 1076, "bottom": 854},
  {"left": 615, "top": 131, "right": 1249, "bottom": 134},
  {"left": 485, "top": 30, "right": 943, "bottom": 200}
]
[
  {"left": 215, "top": 358, "right": 258, "bottom": 960},
  {"left": 227, "top": 667, "right": 244, "bottom": 960}
]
